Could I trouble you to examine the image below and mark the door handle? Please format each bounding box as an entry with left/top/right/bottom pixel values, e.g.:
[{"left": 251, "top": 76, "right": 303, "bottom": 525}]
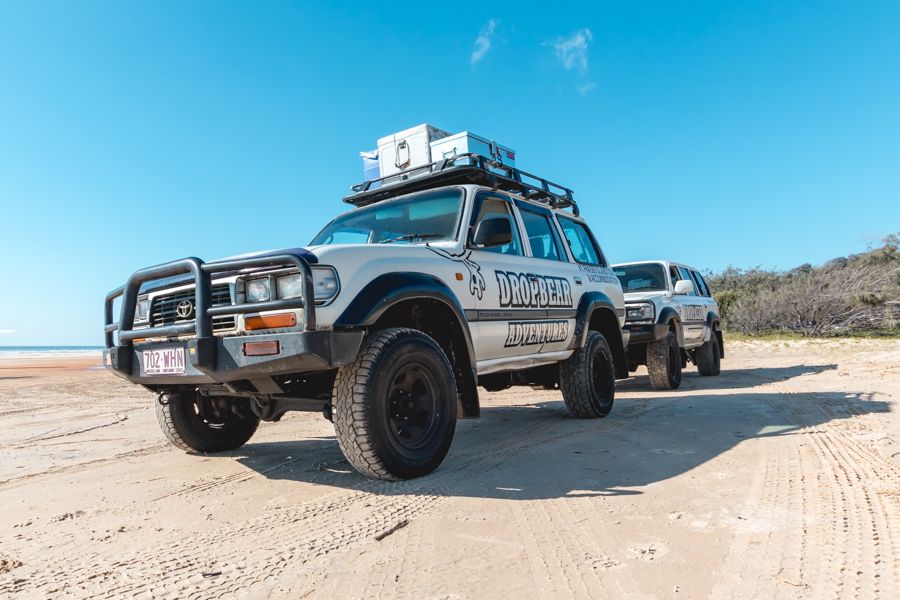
[{"left": 574, "top": 276, "right": 583, "bottom": 285}]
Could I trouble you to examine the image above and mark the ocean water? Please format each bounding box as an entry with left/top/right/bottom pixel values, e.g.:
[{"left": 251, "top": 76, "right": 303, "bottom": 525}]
[
  {"left": 0, "top": 346, "right": 104, "bottom": 359},
  {"left": 0, "top": 346, "right": 104, "bottom": 352}
]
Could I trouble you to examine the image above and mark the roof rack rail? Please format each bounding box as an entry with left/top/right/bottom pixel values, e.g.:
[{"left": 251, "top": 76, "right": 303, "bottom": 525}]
[{"left": 343, "top": 153, "right": 579, "bottom": 215}]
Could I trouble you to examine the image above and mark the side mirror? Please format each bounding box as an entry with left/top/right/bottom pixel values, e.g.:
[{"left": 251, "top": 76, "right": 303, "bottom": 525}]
[
  {"left": 473, "top": 217, "right": 513, "bottom": 248},
  {"left": 674, "top": 279, "right": 695, "bottom": 295}
]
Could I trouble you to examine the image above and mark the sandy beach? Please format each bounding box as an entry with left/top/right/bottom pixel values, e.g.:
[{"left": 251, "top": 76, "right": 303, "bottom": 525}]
[{"left": 0, "top": 339, "right": 898, "bottom": 599}]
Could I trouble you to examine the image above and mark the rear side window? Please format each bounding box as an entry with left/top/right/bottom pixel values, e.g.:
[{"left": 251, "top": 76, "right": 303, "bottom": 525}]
[
  {"left": 557, "top": 217, "right": 605, "bottom": 265},
  {"left": 518, "top": 206, "right": 565, "bottom": 261},
  {"left": 691, "top": 270, "right": 711, "bottom": 297}
]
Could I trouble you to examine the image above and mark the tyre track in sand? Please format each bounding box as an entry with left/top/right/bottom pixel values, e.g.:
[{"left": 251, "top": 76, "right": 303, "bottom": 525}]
[
  {"left": 1, "top": 397, "right": 666, "bottom": 599},
  {"left": 715, "top": 378, "right": 898, "bottom": 599},
  {"left": 357, "top": 396, "right": 665, "bottom": 600}
]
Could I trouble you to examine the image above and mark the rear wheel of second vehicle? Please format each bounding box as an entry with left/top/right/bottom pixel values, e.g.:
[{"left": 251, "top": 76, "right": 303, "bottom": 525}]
[
  {"left": 646, "top": 331, "right": 682, "bottom": 390},
  {"left": 559, "top": 331, "right": 616, "bottom": 418}
]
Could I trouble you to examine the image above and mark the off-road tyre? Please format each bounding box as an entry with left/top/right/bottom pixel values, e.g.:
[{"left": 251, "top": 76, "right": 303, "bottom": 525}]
[
  {"left": 647, "top": 331, "right": 682, "bottom": 390},
  {"left": 332, "top": 328, "right": 457, "bottom": 480},
  {"left": 559, "top": 331, "right": 616, "bottom": 418},
  {"left": 695, "top": 331, "right": 722, "bottom": 376},
  {"left": 155, "top": 391, "right": 259, "bottom": 452}
]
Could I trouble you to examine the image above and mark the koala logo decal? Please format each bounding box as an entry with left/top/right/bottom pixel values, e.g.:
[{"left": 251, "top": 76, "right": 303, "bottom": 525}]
[{"left": 427, "top": 247, "right": 486, "bottom": 300}]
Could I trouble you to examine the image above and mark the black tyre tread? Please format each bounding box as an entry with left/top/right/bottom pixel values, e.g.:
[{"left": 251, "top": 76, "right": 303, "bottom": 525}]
[
  {"left": 559, "top": 331, "right": 616, "bottom": 419},
  {"left": 647, "top": 332, "right": 681, "bottom": 390},
  {"left": 155, "top": 393, "right": 259, "bottom": 453},
  {"left": 696, "top": 332, "right": 722, "bottom": 376},
  {"left": 332, "top": 327, "right": 455, "bottom": 480}
]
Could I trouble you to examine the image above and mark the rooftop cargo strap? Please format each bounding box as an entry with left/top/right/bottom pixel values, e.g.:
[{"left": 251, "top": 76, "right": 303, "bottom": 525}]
[{"left": 343, "top": 153, "right": 579, "bottom": 215}]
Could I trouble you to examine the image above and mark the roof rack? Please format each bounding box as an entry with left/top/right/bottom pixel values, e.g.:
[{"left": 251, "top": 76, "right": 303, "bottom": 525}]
[{"left": 343, "top": 153, "right": 579, "bottom": 215}]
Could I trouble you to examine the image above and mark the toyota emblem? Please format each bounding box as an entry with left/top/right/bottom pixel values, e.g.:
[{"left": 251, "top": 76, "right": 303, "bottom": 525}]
[{"left": 175, "top": 300, "right": 194, "bottom": 319}]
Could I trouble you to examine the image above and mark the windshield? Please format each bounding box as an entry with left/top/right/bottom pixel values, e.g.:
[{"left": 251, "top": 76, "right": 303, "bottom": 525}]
[
  {"left": 613, "top": 263, "right": 667, "bottom": 293},
  {"left": 311, "top": 189, "right": 463, "bottom": 245}
]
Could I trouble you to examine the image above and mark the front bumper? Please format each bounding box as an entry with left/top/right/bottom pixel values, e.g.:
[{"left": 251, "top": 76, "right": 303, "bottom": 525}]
[
  {"left": 623, "top": 323, "right": 669, "bottom": 345},
  {"left": 104, "top": 253, "right": 361, "bottom": 386},
  {"left": 104, "top": 330, "right": 364, "bottom": 385}
]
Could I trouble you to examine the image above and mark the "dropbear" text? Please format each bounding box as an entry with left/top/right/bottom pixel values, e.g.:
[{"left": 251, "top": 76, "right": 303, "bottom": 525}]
[{"left": 495, "top": 271, "right": 573, "bottom": 308}]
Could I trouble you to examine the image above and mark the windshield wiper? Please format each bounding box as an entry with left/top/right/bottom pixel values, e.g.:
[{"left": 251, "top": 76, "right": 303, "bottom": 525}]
[{"left": 377, "top": 233, "right": 446, "bottom": 244}]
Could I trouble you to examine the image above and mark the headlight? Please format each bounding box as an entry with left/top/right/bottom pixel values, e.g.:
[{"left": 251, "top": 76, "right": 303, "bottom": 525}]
[
  {"left": 275, "top": 268, "right": 339, "bottom": 302},
  {"left": 625, "top": 302, "right": 654, "bottom": 322},
  {"left": 246, "top": 278, "right": 271, "bottom": 303},
  {"left": 276, "top": 274, "right": 303, "bottom": 299},
  {"left": 136, "top": 297, "right": 150, "bottom": 321},
  {"left": 312, "top": 267, "right": 339, "bottom": 301}
]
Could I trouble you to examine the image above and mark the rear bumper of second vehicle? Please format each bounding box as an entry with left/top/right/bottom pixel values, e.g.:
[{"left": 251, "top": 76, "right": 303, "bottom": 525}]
[{"left": 623, "top": 323, "right": 669, "bottom": 345}]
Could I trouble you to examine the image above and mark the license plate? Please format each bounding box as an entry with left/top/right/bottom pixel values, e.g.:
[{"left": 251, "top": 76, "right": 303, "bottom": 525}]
[{"left": 142, "top": 347, "right": 186, "bottom": 375}]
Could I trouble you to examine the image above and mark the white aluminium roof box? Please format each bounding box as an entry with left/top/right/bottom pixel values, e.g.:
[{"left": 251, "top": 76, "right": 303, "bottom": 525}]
[
  {"left": 429, "top": 131, "right": 516, "bottom": 170},
  {"left": 376, "top": 124, "right": 452, "bottom": 178}
]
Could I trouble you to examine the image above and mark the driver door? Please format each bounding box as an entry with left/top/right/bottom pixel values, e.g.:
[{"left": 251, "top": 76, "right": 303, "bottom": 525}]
[{"left": 467, "top": 194, "right": 575, "bottom": 362}]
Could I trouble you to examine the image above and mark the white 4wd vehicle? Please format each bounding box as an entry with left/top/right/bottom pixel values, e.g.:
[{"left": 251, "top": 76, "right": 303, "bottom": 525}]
[
  {"left": 612, "top": 260, "right": 723, "bottom": 389},
  {"left": 104, "top": 154, "right": 629, "bottom": 480}
]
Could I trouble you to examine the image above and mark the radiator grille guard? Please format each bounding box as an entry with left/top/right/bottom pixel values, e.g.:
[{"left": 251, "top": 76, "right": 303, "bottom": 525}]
[
  {"left": 150, "top": 284, "right": 235, "bottom": 332},
  {"left": 104, "top": 254, "right": 316, "bottom": 349}
]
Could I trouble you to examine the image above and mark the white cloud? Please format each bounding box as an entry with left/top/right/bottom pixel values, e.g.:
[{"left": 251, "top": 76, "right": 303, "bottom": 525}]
[
  {"left": 576, "top": 81, "right": 597, "bottom": 95},
  {"left": 551, "top": 28, "right": 593, "bottom": 74},
  {"left": 0, "top": 329, "right": 17, "bottom": 335},
  {"left": 471, "top": 18, "right": 497, "bottom": 65}
]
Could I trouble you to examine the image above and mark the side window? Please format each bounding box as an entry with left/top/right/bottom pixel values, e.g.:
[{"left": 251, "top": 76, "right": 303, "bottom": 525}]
[
  {"left": 677, "top": 266, "right": 698, "bottom": 295},
  {"left": 691, "top": 270, "right": 710, "bottom": 297},
  {"left": 557, "top": 217, "right": 604, "bottom": 265},
  {"left": 518, "top": 206, "right": 565, "bottom": 261},
  {"left": 471, "top": 197, "right": 522, "bottom": 256}
]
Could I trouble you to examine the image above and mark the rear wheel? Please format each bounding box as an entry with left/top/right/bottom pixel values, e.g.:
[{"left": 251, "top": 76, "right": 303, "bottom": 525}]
[
  {"left": 696, "top": 331, "right": 722, "bottom": 376},
  {"left": 559, "top": 331, "right": 616, "bottom": 418},
  {"left": 332, "top": 328, "right": 457, "bottom": 480},
  {"left": 647, "top": 331, "right": 682, "bottom": 390},
  {"left": 155, "top": 391, "right": 259, "bottom": 452}
]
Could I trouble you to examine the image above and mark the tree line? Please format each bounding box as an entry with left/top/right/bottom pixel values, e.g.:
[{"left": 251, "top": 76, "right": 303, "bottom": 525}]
[{"left": 705, "top": 234, "right": 900, "bottom": 336}]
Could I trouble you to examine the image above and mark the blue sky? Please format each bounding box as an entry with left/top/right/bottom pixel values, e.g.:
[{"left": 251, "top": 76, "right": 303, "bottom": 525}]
[{"left": 1, "top": 1, "right": 898, "bottom": 346}]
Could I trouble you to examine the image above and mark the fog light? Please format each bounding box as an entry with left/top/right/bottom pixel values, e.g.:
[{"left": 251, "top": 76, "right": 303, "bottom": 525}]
[{"left": 243, "top": 340, "right": 280, "bottom": 356}]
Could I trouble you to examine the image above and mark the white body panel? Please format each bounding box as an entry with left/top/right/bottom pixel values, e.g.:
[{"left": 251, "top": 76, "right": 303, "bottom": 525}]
[
  {"left": 139, "top": 184, "right": 626, "bottom": 378},
  {"left": 308, "top": 184, "right": 625, "bottom": 375},
  {"left": 614, "top": 260, "right": 719, "bottom": 349}
]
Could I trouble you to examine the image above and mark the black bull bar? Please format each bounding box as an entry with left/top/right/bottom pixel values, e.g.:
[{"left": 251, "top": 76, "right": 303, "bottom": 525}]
[{"left": 104, "top": 254, "right": 316, "bottom": 376}]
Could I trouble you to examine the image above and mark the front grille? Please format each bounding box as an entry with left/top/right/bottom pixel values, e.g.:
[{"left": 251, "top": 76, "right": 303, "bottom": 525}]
[{"left": 150, "top": 284, "right": 234, "bottom": 332}]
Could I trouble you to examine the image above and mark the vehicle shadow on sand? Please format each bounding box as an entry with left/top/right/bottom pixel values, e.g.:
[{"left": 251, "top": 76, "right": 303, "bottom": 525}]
[
  {"left": 618, "top": 363, "right": 838, "bottom": 393},
  {"left": 220, "top": 375, "right": 886, "bottom": 501}
]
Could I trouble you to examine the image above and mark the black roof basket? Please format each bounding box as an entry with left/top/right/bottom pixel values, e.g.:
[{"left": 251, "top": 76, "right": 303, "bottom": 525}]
[{"left": 343, "top": 153, "right": 579, "bottom": 215}]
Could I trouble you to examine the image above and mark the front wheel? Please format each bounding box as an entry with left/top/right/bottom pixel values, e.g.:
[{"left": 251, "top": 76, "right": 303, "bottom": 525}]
[
  {"left": 695, "top": 331, "right": 722, "bottom": 376},
  {"left": 155, "top": 391, "right": 260, "bottom": 452},
  {"left": 646, "top": 331, "right": 682, "bottom": 390},
  {"left": 559, "top": 331, "right": 616, "bottom": 418},
  {"left": 332, "top": 328, "right": 457, "bottom": 480}
]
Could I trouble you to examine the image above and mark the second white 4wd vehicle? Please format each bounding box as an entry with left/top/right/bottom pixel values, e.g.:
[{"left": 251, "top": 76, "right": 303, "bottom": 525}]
[
  {"left": 612, "top": 260, "right": 723, "bottom": 389},
  {"left": 104, "top": 153, "right": 630, "bottom": 480}
]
